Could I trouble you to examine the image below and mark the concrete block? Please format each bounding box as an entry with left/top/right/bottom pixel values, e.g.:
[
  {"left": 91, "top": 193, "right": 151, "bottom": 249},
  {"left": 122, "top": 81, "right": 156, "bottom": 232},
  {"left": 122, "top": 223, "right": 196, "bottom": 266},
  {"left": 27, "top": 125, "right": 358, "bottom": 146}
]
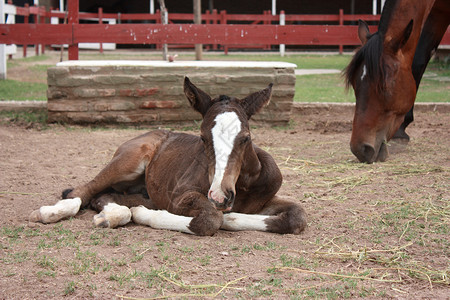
[{"left": 48, "top": 60, "right": 296, "bottom": 124}]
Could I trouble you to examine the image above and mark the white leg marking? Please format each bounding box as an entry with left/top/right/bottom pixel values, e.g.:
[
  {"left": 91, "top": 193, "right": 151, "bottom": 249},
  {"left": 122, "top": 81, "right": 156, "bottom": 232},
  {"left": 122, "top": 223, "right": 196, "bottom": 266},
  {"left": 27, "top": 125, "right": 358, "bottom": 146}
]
[
  {"left": 130, "top": 206, "right": 194, "bottom": 234},
  {"left": 221, "top": 212, "right": 269, "bottom": 232},
  {"left": 93, "top": 203, "right": 131, "bottom": 228},
  {"left": 30, "top": 198, "right": 82, "bottom": 223},
  {"left": 209, "top": 111, "right": 242, "bottom": 202}
]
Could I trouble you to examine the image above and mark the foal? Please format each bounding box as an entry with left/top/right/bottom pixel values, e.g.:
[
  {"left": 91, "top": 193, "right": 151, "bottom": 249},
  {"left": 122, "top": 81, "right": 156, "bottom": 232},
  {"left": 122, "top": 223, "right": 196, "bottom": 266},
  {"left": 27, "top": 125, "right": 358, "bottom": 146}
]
[{"left": 30, "top": 78, "right": 307, "bottom": 236}]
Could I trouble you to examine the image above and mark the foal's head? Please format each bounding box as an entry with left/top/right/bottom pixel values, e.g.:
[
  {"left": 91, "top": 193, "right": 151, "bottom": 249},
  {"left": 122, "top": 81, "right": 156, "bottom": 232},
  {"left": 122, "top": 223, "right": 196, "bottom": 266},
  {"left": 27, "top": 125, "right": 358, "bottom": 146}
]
[{"left": 184, "top": 77, "right": 272, "bottom": 211}]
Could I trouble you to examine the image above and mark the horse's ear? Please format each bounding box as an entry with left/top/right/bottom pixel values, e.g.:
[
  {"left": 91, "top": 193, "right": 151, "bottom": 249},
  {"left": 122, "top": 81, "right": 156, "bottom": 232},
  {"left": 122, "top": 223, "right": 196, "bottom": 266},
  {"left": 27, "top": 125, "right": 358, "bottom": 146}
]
[
  {"left": 239, "top": 83, "right": 273, "bottom": 119},
  {"left": 388, "top": 19, "right": 414, "bottom": 52},
  {"left": 358, "top": 20, "right": 371, "bottom": 45},
  {"left": 183, "top": 77, "right": 213, "bottom": 116}
]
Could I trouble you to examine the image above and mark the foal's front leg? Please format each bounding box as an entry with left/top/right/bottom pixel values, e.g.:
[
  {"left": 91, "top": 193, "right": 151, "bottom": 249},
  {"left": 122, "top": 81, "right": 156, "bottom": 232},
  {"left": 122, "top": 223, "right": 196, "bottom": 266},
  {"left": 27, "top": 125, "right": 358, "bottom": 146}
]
[
  {"left": 222, "top": 197, "right": 307, "bottom": 234},
  {"left": 131, "top": 191, "right": 223, "bottom": 236}
]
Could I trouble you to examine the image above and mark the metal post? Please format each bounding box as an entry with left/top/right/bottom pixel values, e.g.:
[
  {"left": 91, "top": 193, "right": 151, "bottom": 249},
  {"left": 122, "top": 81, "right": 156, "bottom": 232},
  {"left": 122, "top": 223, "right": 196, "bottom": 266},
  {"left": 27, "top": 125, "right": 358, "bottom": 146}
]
[
  {"left": 279, "top": 10, "right": 285, "bottom": 57},
  {"left": 150, "top": 0, "right": 154, "bottom": 14}
]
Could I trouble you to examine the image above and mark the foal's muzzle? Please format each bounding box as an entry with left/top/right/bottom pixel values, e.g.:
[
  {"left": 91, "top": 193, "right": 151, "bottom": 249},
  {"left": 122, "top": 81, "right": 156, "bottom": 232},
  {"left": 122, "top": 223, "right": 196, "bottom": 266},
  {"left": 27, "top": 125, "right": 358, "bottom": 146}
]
[{"left": 208, "top": 190, "right": 235, "bottom": 212}]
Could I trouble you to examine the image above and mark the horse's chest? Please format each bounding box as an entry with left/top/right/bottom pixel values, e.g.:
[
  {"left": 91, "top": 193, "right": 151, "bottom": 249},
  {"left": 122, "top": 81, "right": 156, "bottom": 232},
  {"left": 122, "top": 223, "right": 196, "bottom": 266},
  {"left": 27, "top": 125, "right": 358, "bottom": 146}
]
[{"left": 145, "top": 144, "right": 209, "bottom": 201}]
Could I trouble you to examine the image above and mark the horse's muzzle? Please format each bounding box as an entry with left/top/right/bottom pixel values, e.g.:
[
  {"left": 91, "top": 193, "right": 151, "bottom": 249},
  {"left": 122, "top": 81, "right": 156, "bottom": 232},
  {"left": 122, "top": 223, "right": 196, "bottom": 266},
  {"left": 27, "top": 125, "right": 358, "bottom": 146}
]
[
  {"left": 351, "top": 142, "right": 388, "bottom": 163},
  {"left": 209, "top": 190, "right": 235, "bottom": 212}
]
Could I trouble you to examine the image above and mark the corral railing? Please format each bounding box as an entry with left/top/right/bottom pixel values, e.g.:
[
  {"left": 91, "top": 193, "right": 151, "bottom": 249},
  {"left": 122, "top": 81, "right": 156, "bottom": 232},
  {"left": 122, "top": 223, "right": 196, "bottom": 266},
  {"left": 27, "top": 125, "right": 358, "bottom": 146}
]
[{"left": 1, "top": 1, "right": 449, "bottom": 61}]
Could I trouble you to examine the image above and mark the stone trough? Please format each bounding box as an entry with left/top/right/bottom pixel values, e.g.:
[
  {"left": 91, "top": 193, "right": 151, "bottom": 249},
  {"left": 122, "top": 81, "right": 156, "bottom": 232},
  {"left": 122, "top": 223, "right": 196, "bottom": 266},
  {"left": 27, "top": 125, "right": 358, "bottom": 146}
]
[{"left": 47, "top": 60, "right": 297, "bottom": 125}]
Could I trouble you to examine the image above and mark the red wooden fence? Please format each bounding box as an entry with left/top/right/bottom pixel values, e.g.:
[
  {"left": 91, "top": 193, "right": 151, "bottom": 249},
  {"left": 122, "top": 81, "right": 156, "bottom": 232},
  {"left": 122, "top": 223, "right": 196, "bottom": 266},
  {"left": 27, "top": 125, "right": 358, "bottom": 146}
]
[{"left": 1, "top": 3, "right": 449, "bottom": 60}]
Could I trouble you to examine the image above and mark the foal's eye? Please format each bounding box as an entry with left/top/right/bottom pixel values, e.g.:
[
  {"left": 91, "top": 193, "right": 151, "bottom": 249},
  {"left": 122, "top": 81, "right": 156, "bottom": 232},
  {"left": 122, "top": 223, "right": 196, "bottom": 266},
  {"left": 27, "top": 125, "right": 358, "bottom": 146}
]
[{"left": 200, "top": 136, "right": 206, "bottom": 143}]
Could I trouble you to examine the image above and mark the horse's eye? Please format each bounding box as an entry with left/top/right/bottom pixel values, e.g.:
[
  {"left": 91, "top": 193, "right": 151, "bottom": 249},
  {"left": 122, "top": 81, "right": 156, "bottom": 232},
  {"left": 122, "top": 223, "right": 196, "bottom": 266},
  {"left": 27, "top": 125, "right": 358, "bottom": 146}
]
[
  {"left": 242, "top": 136, "right": 251, "bottom": 144},
  {"left": 200, "top": 136, "right": 206, "bottom": 143}
]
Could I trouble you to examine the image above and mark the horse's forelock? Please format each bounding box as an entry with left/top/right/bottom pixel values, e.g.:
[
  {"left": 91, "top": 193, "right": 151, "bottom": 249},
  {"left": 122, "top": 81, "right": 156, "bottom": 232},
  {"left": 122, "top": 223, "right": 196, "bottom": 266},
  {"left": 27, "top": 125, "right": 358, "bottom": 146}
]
[{"left": 344, "top": 32, "right": 385, "bottom": 93}]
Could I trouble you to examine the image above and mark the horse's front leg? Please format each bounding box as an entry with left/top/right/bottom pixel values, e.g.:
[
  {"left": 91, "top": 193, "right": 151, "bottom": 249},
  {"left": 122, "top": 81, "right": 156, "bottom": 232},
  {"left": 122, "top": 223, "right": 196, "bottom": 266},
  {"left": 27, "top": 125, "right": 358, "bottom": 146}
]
[
  {"left": 131, "top": 191, "right": 223, "bottom": 236},
  {"left": 222, "top": 196, "right": 307, "bottom": 234}
]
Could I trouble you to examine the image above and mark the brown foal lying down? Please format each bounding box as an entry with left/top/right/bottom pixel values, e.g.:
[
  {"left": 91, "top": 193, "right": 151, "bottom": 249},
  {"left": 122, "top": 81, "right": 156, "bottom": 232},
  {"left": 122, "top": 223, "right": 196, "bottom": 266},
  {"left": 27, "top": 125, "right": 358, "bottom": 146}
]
[{"left": 30, "top": 77, "right": 307, "bottom": 236}]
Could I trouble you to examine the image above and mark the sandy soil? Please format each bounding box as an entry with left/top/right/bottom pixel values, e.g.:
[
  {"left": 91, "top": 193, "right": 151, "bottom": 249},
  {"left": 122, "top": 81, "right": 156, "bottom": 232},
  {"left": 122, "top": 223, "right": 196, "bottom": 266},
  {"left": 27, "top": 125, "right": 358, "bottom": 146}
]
[{"left": 0, "top": 109, "right": 449, "bottom": 299}]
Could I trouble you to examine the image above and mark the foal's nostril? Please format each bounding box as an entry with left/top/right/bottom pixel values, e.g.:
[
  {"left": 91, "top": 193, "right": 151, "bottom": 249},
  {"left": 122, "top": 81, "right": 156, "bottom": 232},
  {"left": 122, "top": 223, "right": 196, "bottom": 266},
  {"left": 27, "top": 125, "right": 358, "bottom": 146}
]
[{"left": 226, "top": 190, "right": 235, "bottom": 202}]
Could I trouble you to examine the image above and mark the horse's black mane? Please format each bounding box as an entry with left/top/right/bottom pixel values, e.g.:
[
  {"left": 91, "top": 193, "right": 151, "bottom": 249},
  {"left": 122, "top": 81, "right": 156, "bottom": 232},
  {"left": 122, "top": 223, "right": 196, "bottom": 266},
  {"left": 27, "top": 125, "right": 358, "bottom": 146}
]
[{"left": 344, "top": 0, "right": 399, "bottom": 92}]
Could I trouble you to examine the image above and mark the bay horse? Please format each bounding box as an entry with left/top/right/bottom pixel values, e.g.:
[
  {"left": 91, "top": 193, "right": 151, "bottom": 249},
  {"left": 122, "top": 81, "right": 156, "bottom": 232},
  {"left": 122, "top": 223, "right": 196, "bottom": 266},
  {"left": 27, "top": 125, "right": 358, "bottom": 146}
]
[
  {"left": 29, "top": 77, "right": 307, "bottom": 236},
  {"left": 344, "top": 0, "right": 449, "bottom": 163}
]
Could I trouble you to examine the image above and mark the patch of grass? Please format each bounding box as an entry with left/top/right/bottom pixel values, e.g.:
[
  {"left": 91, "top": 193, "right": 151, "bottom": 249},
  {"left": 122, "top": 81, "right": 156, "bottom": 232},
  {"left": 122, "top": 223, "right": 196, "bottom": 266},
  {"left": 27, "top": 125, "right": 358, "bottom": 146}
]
[
  {"left": 40, "top": 224, "right": 80, "bottom": 249},
  {"left": 63, "top": 281, "right": 76, "bottom": 295},
  {"left": 207, "top": 53, "right": 352, "bottom": 70},
  {"left": 1, "top": 225, "right": 25, "bottom": 241},
  {"left": 36, "top": 255, "right": 58, "bottom": 270},
  {"left": 2, "top": 250, "right": 30, "bottom": 264},
  {"left": 0, "top": 80, "right": 47, "bottom": 100},
  {"left": 109, "top": 270, "right": 140, "bottom": 287},
  {"left": 197, "top": 255, "right": 212, "bottom": 266},
  {"left": 0, "top": 110, "right": 48, "bottom": 127},
  {"left": 295, "top": 73, "right": 355, "bottom": 102},
  {"left": 37, "top": 270, "right": 56, "bottom": 278},
  {"left": 68, "top": 249, "right": 108, "bottom": 275}
]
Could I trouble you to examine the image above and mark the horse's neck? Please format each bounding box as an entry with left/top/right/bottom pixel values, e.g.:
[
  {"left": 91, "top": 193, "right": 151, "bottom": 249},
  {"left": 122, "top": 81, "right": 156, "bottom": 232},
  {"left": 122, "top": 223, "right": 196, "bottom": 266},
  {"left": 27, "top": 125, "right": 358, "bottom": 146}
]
[{"left": 384, "top": 0, "right": 435, "bottom": 59}]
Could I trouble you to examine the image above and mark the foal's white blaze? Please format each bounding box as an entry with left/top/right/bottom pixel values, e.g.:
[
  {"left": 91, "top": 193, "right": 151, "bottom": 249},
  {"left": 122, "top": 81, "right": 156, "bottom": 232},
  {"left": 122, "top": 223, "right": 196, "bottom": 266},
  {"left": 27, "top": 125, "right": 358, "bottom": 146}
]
[
  {"left": 361, "top": 64, "right": 367, "bottom": 81},
  {"left": 32, "top": 197, "right": 82, "bottom": 223},
  {"left": 221, "top": 212, "right": 269, "bottom": 232},
  {"left": 209, "top": 111, "right": 242, "bottom": 202},
  {"left": 130, "top": 206, "right": 194, "bottom": 234}
]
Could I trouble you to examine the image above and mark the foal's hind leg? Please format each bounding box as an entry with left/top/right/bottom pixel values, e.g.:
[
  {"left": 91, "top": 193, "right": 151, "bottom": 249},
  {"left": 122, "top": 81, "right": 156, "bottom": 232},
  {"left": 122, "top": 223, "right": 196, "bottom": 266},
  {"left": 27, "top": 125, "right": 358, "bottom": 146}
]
[
  {"left": 29, "top": 131, "right": 167, "bottom": 224},
  {"left": 91, "top": 193, "right": 156, "bottom": 228}
]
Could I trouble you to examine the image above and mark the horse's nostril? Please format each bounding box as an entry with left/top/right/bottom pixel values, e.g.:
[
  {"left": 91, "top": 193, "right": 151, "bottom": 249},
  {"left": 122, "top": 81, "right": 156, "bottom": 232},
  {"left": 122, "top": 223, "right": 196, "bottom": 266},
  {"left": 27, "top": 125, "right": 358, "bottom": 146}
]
[{"left": 362, "top": 144, "right": 375, "bottom": 163}]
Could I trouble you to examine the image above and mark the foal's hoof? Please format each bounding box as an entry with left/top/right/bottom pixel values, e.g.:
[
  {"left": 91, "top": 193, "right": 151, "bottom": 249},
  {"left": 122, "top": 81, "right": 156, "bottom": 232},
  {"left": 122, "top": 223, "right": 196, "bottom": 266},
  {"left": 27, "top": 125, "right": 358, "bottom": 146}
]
[
  {"left": 93, "top": 212, "right": 110, "bottom": 228},
  {"left": 29, "top": 209, "right": 43, "bottom": 223},
  {"left": 93, "top": 204, "right": 132, "bottom": 229}
]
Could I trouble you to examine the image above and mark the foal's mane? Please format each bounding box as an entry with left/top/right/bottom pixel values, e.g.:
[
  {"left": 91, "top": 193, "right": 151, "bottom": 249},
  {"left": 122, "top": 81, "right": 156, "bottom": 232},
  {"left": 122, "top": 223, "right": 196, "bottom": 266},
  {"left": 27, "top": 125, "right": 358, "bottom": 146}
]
[{"left": 344, "top": 0, "right": 399, "bottom": 93}]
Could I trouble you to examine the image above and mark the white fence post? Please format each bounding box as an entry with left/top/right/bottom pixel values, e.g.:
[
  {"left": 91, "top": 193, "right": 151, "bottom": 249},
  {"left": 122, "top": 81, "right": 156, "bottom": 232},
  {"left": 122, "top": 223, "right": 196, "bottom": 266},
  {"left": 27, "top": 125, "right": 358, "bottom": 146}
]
[
  {"left": 0, "top": 1, "right": 6, "bottom": 79},
  {"left": 279, "top": 11, "right": 285, "bottom": 57},
  {"left": 0, "top": 2, "right": 17, "bottom": 80}
]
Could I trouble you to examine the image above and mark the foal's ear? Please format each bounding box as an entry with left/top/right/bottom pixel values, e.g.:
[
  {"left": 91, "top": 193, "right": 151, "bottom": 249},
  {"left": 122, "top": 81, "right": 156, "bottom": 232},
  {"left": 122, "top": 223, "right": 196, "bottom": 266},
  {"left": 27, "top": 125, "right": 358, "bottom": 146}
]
[
  {"left": 387, "top": 19, "right": 414, "bottom": 53},
  {"left": 239, "top": 83, "right": 273, "bottom": 119},
  {"left": 184, "top": 77, "right": 213, "bottom": 116},
  {"left": 357, "top": 19, "right": 371, "bottom": 45}
]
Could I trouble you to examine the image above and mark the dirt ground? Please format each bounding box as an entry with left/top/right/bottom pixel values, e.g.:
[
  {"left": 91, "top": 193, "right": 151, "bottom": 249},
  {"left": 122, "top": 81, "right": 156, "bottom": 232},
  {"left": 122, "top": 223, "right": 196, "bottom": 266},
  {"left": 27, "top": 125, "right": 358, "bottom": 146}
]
[{"left": 0, "top": 108, "right": 449, "bottom": 299}]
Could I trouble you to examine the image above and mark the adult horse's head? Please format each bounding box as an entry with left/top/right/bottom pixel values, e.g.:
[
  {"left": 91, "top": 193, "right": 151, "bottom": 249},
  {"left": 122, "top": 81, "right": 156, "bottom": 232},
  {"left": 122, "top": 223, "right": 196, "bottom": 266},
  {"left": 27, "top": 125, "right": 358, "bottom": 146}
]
[
  {"left": 184, "top": 77, "right": 272, "bottom": 211},
  {"left": 344, "top": 0, "right": 436, "bottom": 163},
  {"left": 344, "top": 17, "right": 418, "bottom": 163}
]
